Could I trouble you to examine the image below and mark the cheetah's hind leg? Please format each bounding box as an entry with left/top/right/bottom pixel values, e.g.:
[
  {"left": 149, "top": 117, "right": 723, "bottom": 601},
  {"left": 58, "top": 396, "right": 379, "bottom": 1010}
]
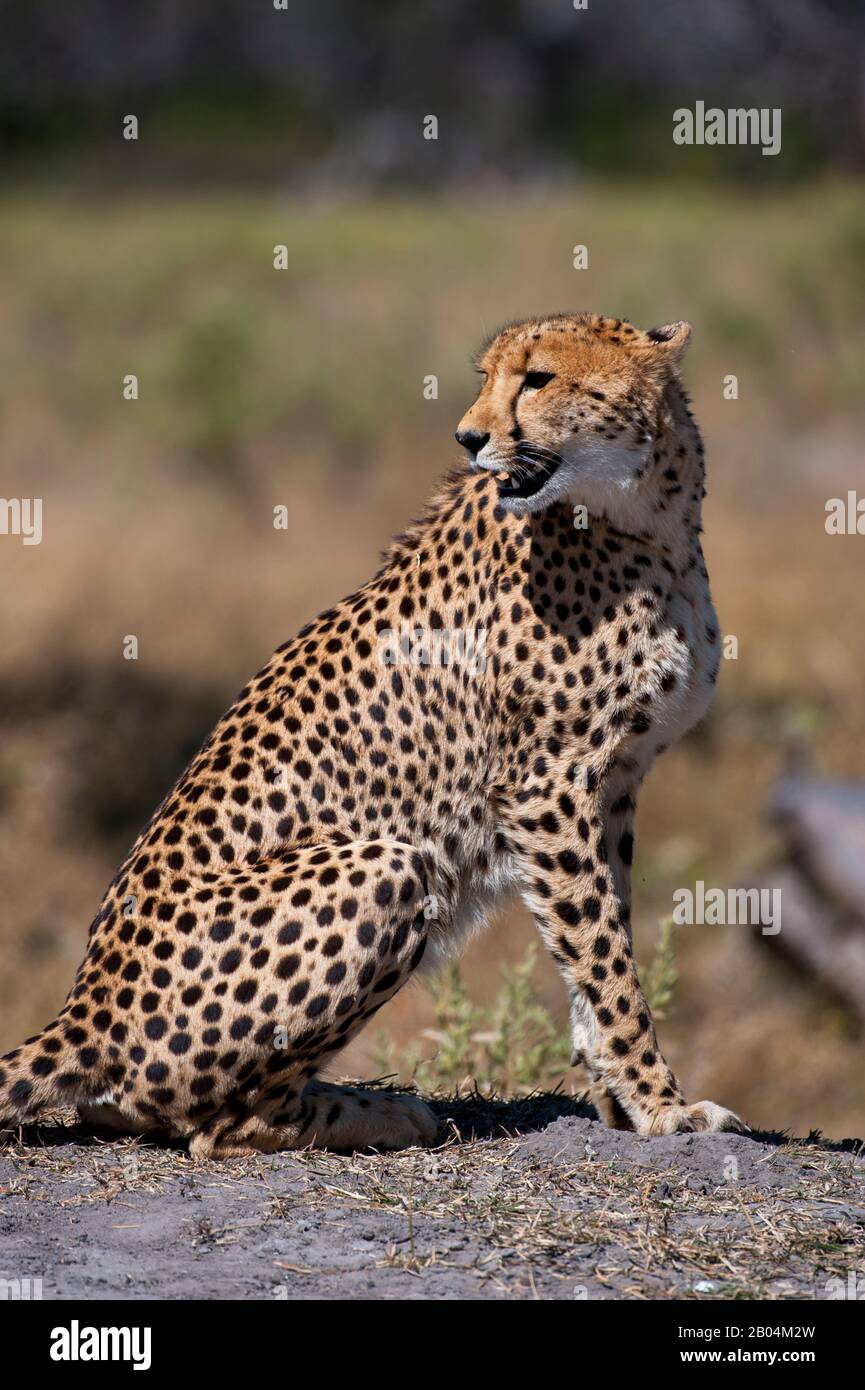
[
  {"left": 77, "top": 1100, "right": 161, "bottom": 1136},
  {"left": 188, "top": 1080, "right": 438, "bottom": 1159}
]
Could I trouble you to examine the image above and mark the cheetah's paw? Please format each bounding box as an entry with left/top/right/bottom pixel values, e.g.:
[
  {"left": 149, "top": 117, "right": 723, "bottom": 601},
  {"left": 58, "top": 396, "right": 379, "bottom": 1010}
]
[
  {"left": 643, "top": 1100, "right": 748, "bottom": 1137},
  {"left": 362, "top": 1091, "right": 439, "bottom": 1150}
]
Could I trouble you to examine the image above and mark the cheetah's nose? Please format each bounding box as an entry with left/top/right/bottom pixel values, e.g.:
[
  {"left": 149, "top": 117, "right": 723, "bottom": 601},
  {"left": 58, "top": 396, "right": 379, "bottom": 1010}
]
[{"left": 455, "top": 429, "right": 490, "bottom": 459}]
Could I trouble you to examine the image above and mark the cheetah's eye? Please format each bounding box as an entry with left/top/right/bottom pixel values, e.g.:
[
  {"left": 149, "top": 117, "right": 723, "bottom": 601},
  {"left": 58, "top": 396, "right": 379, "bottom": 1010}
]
[{"left": 523, "top": 371, "right": 555, "bottom": 390}]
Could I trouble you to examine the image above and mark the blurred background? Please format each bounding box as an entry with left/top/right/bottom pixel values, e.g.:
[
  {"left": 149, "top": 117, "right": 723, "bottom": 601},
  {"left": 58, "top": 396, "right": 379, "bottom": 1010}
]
[{"left": 0, "top": 0, "right": 864, "bottom": 1137}]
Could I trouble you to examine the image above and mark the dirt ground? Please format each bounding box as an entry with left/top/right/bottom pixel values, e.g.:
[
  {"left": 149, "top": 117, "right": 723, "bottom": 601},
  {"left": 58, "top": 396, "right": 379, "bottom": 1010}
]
[{"left": 1, "top": 1095, "right": 862, "bottom": 1301}]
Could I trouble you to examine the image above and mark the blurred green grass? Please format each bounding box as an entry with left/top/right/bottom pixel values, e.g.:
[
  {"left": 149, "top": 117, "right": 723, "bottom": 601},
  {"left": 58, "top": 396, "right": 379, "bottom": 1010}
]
[{"left": 1, "top": 180, "right": 863, "bottom": 483}]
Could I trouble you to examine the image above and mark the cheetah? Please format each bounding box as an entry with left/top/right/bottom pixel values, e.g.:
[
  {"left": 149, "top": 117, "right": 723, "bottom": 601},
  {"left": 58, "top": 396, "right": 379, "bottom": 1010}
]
[{"left": 0, "top": 312, "right": 745, "bottom": 1157}]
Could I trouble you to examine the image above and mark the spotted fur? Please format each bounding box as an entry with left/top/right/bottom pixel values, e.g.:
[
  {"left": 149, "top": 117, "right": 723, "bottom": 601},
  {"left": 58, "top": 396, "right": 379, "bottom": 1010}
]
[{"left": 0, "top": 312, "right": 744, "bottom": 1156}]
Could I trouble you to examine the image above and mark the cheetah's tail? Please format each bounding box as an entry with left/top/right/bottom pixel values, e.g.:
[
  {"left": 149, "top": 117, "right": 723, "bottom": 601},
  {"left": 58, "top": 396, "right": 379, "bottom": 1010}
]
[{"left": 0, "top": 1017, "right": 106, "bottom": 1136}]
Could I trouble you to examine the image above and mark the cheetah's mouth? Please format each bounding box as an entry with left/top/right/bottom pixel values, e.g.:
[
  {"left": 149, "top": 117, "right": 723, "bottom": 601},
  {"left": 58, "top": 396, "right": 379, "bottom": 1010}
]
[{"left": 496, "top": 451, "right": 562, "bottom": 501}]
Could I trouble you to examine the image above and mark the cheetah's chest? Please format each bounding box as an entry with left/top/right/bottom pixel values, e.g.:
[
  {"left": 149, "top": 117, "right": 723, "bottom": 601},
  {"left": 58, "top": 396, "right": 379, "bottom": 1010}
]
[{"left": 649, "top": 582, "right": 719, "bottom": 747}]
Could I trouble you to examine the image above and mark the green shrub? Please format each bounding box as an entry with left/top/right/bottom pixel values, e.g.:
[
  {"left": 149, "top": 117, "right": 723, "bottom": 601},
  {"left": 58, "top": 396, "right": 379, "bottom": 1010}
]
[{"left": 378, "top": 925, "right": 679, "bottom": 1095}]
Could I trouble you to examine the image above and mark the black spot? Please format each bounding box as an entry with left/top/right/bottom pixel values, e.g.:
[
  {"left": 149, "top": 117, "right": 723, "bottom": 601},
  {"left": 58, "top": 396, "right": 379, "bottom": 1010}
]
[{"left": 555, "top": 901, "right": 581, "bottom": 926}]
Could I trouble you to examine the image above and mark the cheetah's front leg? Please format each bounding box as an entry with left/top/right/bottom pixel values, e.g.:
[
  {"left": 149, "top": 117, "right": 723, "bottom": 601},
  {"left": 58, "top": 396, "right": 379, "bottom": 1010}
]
[
  {"left": 501, "top": 790, "right": 745, "bottom": 1137},
  {"left": 579, "top": 759, "right": 642, "bottom": 1128}
]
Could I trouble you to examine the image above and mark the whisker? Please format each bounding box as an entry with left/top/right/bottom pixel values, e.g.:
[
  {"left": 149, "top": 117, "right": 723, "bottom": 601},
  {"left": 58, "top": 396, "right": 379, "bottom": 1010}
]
[{"left": 518, "top": 442, "right": 567, "bottom": 468}]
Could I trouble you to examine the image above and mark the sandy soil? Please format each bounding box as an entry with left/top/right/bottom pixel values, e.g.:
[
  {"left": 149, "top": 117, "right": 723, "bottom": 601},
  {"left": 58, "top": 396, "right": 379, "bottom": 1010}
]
[{"left": 1, "top": 1095, "right": 862, "bottom": 1301}]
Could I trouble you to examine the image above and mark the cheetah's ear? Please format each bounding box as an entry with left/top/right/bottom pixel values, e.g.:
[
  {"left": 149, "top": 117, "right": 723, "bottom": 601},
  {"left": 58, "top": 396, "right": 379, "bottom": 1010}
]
[{"left": 640, "top": 321, "right": 692, "bottom": 368}]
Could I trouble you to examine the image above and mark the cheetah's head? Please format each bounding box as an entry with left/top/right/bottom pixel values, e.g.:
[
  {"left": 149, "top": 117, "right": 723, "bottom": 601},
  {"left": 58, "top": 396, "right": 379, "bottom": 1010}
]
[{"left": 455, "top": 313, "right": 692, "bottom": 518}]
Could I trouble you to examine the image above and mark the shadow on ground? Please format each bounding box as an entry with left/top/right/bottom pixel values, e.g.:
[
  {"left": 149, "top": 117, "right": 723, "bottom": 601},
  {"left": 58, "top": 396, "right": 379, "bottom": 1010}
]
[{"left": 7, "top": 1088, "right": 862, "bottom": 1156}]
